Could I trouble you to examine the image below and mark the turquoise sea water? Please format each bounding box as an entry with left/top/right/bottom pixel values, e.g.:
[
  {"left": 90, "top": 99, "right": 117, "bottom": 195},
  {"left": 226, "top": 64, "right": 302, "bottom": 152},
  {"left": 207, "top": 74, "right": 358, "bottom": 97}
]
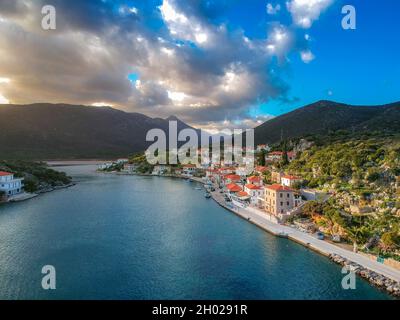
[{"left": 0, "top": 165, "right": 391, "bottom": 299}]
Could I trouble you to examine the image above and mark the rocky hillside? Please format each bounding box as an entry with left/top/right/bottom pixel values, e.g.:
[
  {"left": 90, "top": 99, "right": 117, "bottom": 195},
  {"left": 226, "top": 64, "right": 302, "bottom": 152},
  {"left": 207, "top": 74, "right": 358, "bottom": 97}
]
[{"left": 254, "top": 100, "right": 400, "bottom": 145}]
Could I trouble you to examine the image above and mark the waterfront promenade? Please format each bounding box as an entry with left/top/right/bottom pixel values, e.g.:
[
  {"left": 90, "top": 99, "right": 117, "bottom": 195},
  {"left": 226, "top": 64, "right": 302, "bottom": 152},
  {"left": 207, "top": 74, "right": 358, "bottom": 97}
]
[{"left": 210, "top": 189, "right": 400, "bottom": 283}]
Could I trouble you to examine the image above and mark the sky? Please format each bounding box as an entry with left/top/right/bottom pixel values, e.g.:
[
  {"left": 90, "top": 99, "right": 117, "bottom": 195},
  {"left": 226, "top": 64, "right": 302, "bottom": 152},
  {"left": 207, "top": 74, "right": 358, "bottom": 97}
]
[{"left": 0, "top": 0, "right": 399, "bottom": 131}]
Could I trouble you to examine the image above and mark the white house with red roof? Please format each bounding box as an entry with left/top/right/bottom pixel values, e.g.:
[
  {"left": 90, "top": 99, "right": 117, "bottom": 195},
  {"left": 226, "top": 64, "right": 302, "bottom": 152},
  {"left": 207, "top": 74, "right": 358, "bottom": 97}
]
[
  {"left": 0, "top": 171, "right": 24, "bottom": 198},
  {"left": 223, "top": 174, "right": 241, "bottom": 184},
  {"left": 182, "top": 164, "right": 197, "bottom": 176},
  {"left": 281, "top": 175, "right": 302, "bottom": 187},
  {"left": 246, "top": 176, "right": 263, "bottom": 187},
  {"left": 266, "top": 151, "right": 297, "bottom": 163},
  {"left": 266, "top": 151, "right": 284, "bottom": 162},
  {"left": 244, "top": 183, "right": 264, "bottom": 205},
  {"left": 225, "top": 183, "right": 242, "bottom": 194}
]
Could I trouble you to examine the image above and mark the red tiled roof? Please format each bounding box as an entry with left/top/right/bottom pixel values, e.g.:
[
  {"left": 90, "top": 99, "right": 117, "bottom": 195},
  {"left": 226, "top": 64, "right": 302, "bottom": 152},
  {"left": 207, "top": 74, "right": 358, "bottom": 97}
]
[
  {"left": 0, "top": 171, "right": 12, "bottom": 176},
  {"left": 255, "top": 166, "right": 269, "bottom": 172},
  {"left": 224, "top": 174, "right": 241, "bottom": 181},
  {"left": 268, "top": 151, "right": 283, "bottom": 156},
  {"left": 236, "top": 191, "right": 250, "bottom": 198},
  {"left": 226, "top": 183, "right": 242, "bottom": 192},
  {"left": 266, "top": 184, "right": 294, "bottom": 192},
  {"left": 282, "top": 175, "right": 300, "bottom": 180},
  {"left": 247, "top": 176, "right": 261, "bottom": 182},
  {"left": 183, "top": 164, "right": 196, "bottom": 168},
  {"left": 245, "top": 184, "right": 261, "bottom": 190}
]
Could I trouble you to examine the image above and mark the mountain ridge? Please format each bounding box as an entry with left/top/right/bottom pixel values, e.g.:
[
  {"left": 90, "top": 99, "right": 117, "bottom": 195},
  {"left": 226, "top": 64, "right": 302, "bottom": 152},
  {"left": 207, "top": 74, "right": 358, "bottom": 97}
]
[
  {"left": 253, "top": 100, "right": 400, "bottom": 145},
  {"left": 0, "top": 103, "right": 197, "bottom": 159},
  {"left": 1, "top": 100, "right": 399, "bottom": 159}
]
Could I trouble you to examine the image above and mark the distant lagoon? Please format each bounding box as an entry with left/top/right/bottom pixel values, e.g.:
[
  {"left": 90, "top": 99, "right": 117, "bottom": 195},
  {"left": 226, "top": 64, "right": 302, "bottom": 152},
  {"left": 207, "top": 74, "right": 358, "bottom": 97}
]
[{"left": 0, "top": 165, "right": 391, "bottom": 299}]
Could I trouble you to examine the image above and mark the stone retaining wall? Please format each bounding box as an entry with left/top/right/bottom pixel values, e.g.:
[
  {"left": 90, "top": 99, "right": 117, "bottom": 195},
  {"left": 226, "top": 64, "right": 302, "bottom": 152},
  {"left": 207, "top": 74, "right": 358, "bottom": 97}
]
[
  {"left": 330, "top": 254, "right": 400, "bottom": 298},
  {"left": 360, "top": 252, "right": 400, "bottom": 271}
]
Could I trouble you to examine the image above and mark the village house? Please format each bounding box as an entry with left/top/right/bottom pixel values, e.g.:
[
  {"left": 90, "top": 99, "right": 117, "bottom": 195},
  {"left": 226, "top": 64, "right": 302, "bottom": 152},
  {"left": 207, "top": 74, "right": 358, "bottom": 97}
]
[
  {"left": 254, "top": 166, "right": 269, "bottom": 175},
  {"left": 0, "top": 171, "right": 24, "bottom": 199},
  {"left": 182, "top": 164, "right": 197, "bottom": 176},
  {"left": 281, "top": 175, "right": 302, "bottom": 188},
  {"left": 223, "top": 174, "right": 241, "bottom": 185},
  {"left": 173, "top": 168, "right": 183, "bottom": 175},
  {"left": 225, "top": 183, "right": 242, "bottom": 195},
  {"left": 266, "top": 151, "right": 283, "bottom": 162},
  {"left": 244, "top": 183, "right": 264, "bottom": 205},
  {"left": 266, "top": 151, "right": 296, "bottom": 163},
  {"left": 122, "top": 163, "right": 137, "bottom": 173},
  {"left": 246, "top": 176, "right": 263, "bottom": 187},
  {"left": 271, "top": 170, "right": 284, "bottom": 184},
  {"left": 232, "top": 191, "right": 251, "bottom": 205},
  {"left": 263, "top": 184, "right": 302, "bottom": 216},
  {"left": 152, "top": 165, "right": 170, "bottom": 175}
]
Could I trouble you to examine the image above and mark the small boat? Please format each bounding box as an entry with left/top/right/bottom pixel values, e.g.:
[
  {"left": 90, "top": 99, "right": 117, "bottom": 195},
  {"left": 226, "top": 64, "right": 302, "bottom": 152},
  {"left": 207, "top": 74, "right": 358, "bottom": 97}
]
[
  {"left": 195, "top": 187, "right": 202, "bottom": 190},
  {"left": 204, "top": 192, "right": 211, "bottom": 198}
]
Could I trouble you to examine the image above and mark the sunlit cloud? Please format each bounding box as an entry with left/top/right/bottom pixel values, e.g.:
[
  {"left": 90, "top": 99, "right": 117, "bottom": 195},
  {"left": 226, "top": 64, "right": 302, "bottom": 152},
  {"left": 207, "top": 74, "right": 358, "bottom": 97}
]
[
  {"left": 168, "top": 90, "right": 186, "bottom": 102},
  {"left": 0, "top": 0, "right": 322, "bottom": 129},
  {"left": 287, "top": 0, "right": 334, "bottom": 28},
  {"left": 195, "top": 33, "right": 208, "bottom": 44},
  {"left": 0, "top": 93, "right": 9, "bottom": 104},
  {"left": 92, "top": 102, "right": 114, "bottom": 107},
  {"left": 0, "top": 77, "right": 11, "bottom": 84}
]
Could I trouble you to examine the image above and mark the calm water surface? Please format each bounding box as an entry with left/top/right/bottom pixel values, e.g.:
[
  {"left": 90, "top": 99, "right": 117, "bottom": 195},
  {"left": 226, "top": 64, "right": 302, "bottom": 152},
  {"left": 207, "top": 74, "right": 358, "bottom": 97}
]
[{"left": 0, "top": 165, "right": 391, "bottom": 299}]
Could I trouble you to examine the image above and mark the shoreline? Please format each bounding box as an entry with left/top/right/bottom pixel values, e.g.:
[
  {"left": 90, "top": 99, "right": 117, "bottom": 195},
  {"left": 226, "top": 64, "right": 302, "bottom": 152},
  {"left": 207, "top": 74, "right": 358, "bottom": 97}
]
[
  {"left": 1, "top": 183, "right": 76, "bottom": 204},
  {"left": 209, "top": 187, "right": 400, "bottom": 298},
  {"left": 122, "top": 172, "right": 400, "bottom": 298}
]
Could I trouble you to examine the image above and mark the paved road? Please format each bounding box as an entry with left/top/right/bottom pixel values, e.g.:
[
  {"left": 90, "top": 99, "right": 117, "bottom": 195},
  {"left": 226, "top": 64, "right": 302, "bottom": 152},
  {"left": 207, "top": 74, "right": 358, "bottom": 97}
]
[{"left": 211, "top": 190, "right": 400, "bottom": 283}]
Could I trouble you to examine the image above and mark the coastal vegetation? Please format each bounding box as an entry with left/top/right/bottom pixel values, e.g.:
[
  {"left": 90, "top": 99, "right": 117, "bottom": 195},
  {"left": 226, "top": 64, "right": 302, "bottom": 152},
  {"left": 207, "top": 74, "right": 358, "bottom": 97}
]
[
  {"left": 0, "top": 160, "right": 72, "bottom": 193},
  {"left": 278, "top": 133, "right": 400, "bottom": 259}
]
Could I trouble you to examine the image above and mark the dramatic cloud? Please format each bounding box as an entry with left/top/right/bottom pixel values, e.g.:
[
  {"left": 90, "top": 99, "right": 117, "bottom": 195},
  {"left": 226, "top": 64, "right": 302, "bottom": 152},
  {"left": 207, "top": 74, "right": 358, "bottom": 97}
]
[
  {"left": 287, "top": 0, "right": 333, "bottom": 28},
  {"left": 0, "top": 0, "right": 329, "bottom": 130}
]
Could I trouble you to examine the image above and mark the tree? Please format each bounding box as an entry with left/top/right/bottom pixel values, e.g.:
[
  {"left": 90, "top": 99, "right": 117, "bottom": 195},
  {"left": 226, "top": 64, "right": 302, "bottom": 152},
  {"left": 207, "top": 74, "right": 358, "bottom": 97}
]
[
  {"left": 380, "top": 232, "right": 399, "bottom": 254},
  {"left": 257, "top": 149, "right": 267, "bottom": 166},
  {"left": 281, "top": 140, "right": 289, "bottom": 166},
  {"left": 344, "top": 224, "right": 371, "bottom": 253},
  {"left": 302, "top": 201, "right": 324, "bottom": 217}
]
